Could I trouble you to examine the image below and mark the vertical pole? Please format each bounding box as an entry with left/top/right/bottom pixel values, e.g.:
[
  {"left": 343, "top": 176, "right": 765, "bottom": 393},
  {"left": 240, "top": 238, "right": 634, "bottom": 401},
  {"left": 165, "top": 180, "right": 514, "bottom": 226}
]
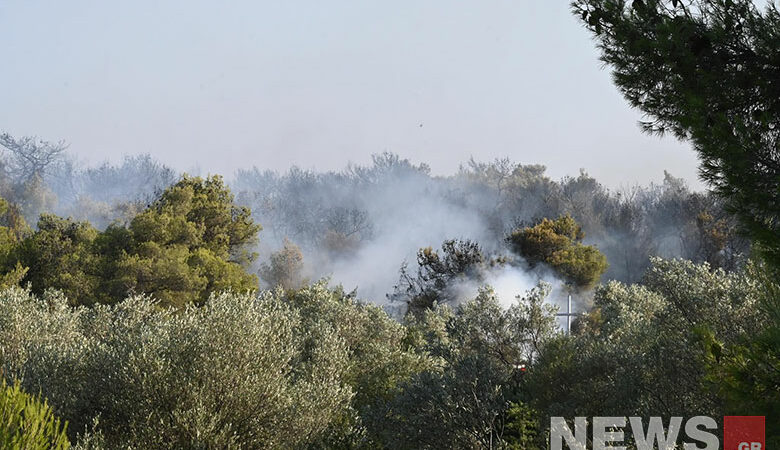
[{"left": 567, "top": 294, "right": 572, "bottom": 334}]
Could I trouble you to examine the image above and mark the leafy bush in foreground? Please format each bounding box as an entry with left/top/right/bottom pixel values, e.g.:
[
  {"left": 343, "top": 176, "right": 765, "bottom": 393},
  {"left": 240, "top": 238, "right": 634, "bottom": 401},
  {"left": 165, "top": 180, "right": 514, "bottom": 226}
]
[
  {"left": 374, "top": 285, "right": 558, "bottom": 448},
  {"left": 529, "top": 258, "right": 768, "bottom": 423},
  {"left": 0, "top": 283, "right": 427, "bottom": 448},
  {"left": 0, "top": 288, "right": 339, "bottom": 447},
  {"left": 2, "top": 257, "right": 770, "bottom": 448}
]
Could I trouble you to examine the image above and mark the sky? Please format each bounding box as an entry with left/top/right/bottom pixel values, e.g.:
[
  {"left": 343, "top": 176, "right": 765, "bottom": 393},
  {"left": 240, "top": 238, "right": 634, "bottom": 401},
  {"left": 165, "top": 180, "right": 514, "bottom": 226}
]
[{"left": 0, "top": 0, "right": 702, "bottom": 188}]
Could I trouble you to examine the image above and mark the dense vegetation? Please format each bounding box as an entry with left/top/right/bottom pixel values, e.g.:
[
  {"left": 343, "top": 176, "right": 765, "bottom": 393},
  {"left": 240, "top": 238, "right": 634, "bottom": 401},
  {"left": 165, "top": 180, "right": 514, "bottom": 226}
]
[
  {"left": 0, "top": 132, "right": 751, "bottom": 292},
  {"left": 0, "top": 129, "right": 776, "bottom": 447},
  {"left": 0, "top": 257, "right": 773, "bottom": 448},
  {"left": 0, "top": 144, "right": 775, "bottom": 446},
  {"left": 575, "top": 0, "right": 780, "bottom": 444},
  {"left": 0, "top": 1, "right": 778, "bottom": 447},
  {"left": 1, "top": 175, "right": 258, "bottom": 307}
]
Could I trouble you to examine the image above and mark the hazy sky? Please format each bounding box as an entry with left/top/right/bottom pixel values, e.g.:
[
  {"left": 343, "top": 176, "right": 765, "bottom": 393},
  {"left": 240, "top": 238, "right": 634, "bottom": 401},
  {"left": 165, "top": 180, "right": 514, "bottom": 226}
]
[{"left": 0, "top": 0, "right": 702, "bottom": 188}]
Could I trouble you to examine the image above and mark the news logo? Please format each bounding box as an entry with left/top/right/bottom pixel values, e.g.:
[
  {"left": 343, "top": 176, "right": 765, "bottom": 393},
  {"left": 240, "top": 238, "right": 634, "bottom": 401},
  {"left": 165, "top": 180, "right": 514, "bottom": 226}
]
[
  {"left": 550, "top": 415, "right": 765, "bottom": 450},
  {"left": 724, "top": 416, "right": 764, "bottom": 450}
]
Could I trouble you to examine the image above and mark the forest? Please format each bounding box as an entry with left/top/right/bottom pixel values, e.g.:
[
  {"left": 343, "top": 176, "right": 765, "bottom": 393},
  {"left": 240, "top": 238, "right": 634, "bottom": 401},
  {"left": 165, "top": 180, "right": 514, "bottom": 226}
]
[{"left": 1, "top": 0, "right": 779, "bottom": 449}]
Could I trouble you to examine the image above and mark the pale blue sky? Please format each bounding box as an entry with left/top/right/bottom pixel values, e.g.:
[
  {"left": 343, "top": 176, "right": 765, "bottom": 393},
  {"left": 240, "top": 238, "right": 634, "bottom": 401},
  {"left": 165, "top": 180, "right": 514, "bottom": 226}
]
[{"left": 0, "top": 0, "right": 701, "bottom": 187}]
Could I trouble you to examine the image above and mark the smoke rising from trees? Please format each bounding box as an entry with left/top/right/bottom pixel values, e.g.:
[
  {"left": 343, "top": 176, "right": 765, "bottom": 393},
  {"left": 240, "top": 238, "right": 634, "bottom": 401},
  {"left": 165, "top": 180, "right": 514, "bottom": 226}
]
[{"left": 1, "top": 135, "right": 750, "bottom": 315}]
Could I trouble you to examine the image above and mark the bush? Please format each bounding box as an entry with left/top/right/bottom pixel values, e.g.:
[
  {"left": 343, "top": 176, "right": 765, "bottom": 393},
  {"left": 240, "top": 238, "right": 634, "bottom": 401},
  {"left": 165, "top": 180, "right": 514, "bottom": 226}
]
[
  {"left": 374, "top": 285, "right": 557, "bottom": 448},
  {"left": 0, "top": 283, "right": 426, "bottom": 448},
  {"left": 259, "top": 238, "right": 305, "bottom": 290},
  {"left": 0, "top": 378, "right": 70, "bottom": 449},
  {"left": 283, "top": 282, "right": 430, "bottom": 446},
  {"left": 0, "top": 287, "right": 349, "bottom": 447},
  {"left": 528, "top": 258, "right": 767, "bottom": 421}
]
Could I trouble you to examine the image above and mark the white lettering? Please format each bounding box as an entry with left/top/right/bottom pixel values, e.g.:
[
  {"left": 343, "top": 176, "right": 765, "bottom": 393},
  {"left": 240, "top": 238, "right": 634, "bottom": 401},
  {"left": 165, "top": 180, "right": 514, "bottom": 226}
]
[
  {"left": 550, "top": 417, "right": 587, "bottom": 450},
  {"left": 593, "top": 417, "right": 626, "bottom": 450},
  {"left": 630, "top": 416, "right": 681, "bottom": 450},
  {"left": 683, "top": 416, "right": 719, "bottom": 450}
]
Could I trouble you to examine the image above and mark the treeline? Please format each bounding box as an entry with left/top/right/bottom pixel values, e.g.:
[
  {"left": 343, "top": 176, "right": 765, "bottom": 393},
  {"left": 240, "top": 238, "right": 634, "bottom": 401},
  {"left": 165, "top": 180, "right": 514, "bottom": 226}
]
[
  {"left": 234, "top": 154, "right": 749, "bottom": 286},
  {"left": 1, "top": 174, "right": 258, "bottom": 307},
  {"left": 1, "top": 131, "right": 751, "bottom": 294},
  {"left": 1, "top": 143, "right": 607, "bottom": 312},
  {"left": 0, "top": 133, "right": 174, "bottom": 229}
]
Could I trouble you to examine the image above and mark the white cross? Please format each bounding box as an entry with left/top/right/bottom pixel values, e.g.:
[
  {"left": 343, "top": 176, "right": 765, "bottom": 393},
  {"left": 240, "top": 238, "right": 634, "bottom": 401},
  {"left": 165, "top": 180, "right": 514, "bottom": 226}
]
[{"left": 555, "top": 294, "right": 582, "bottom": 334}]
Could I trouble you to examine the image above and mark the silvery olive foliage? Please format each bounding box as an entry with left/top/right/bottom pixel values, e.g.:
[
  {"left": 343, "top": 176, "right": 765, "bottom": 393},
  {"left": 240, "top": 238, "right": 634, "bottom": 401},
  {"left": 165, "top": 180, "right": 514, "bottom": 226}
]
[
  {"left": 280, "top": 281, "right": 431, "bottom": 447},
  {"left": 530, "top": 257, "right": 766, "bottom": 422},
  {"left": 373, "top": 284, "right": 558, "bottom": 449},
  {"left": 1, "top": 257, "right": 768, "bottom": 448},
  {"left": 0, "top": 280, "right": 557, "bottom": 449},
  {"left": 0, "top": 283, "right": 426, "bottom": 449}
]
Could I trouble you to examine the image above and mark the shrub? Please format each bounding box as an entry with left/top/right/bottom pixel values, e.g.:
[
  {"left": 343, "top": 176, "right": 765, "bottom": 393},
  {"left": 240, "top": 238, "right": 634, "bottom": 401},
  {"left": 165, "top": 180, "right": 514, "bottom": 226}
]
[
  {"left": 373, "top": 285, "right": 557, "bottom": 448},
  {"left": 0, "top": 287, "right": 350, "bottom": 447},
  {"left": 259, "top": 238, "right": 305, "bottom": 290},
  {"left": 0, "top": 283, "right": 426, "bottom": 448},
  {"left": 528, "top": 258, "right": 767, "bottom": 421}
]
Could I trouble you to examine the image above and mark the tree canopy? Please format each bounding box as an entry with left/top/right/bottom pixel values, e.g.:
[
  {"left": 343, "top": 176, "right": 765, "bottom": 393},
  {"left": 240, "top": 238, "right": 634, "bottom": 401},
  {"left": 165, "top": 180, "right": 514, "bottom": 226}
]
[
  {"left": 507, "top": 215, "right": 608, "bottom": 290},
  {"left": 572, "top": 0, "right": 780, "bottom": 269},
  {"left": 2, "top": 176, "right": 261, "bottom": 307},
  {"left": 109, "top": 175, "right": 260, "bottom": 306},
  {"left": 391, "top": 239, "right": 491, "bottom": 316},
  {"left": 573, "top": 1, "right": 780, "bottom": 440},
  {"left": 0, "top": 198, "right": 29, "bottom": 289}
]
